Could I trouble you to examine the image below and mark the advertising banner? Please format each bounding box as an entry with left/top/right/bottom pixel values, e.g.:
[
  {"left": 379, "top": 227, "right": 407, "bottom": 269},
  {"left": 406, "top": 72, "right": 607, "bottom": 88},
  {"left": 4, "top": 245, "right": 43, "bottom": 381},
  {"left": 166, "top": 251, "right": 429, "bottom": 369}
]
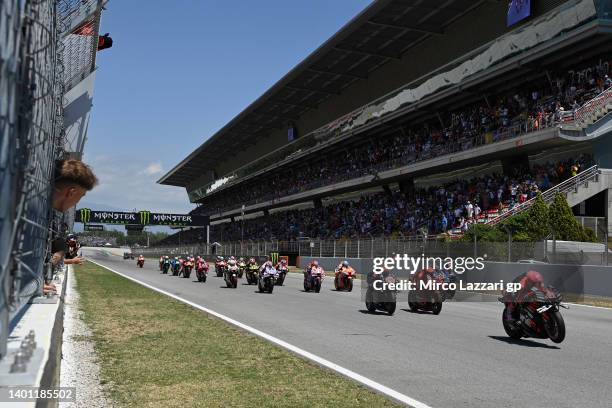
[{"left": 76, "top": 209, "right": 209, "bottom": 226}]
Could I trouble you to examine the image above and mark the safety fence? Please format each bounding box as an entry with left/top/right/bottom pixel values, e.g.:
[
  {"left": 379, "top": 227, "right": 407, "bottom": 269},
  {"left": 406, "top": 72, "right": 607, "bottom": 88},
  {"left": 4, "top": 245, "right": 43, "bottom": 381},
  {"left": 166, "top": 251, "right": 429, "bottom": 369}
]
[
  {"left": 0, "top": 0, "right": 67, "bottom": 360},
  {"left": 142, "top": 231, "right": 610, "bottom": 267}
]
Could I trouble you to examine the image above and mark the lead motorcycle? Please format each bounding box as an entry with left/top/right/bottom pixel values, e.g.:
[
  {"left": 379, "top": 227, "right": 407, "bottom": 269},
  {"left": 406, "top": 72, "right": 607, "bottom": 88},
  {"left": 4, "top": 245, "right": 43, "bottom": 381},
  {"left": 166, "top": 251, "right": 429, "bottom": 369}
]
[
  {"left": 258, "top": 265, "right": 278, "bottom": 293},
  {"left": 365, "top": 270, "right": 397, "bottom": 315},
  {"left": 303, "top": 266, "right": 324, "bottom": 293},
  {"left": 500, "top": 286, "right": 566, "bottom": 343}
]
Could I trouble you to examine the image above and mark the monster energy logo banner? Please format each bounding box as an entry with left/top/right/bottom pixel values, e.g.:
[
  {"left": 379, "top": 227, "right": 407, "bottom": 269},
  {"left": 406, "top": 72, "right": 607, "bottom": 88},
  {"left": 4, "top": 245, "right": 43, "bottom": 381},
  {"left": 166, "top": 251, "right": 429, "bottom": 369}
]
[{"left": 77, "top": 208, "right": 208, "bottom": 226}]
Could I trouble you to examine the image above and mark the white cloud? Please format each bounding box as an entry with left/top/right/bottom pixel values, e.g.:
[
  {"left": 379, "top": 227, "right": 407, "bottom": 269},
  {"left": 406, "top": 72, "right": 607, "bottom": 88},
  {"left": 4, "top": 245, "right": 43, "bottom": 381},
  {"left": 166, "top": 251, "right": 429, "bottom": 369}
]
[
  {"left": 142, "top": 162, "right": 163, "bottom": 176},
  {"left": 81, "top": 154, "right": 195, "bottom": 214}
]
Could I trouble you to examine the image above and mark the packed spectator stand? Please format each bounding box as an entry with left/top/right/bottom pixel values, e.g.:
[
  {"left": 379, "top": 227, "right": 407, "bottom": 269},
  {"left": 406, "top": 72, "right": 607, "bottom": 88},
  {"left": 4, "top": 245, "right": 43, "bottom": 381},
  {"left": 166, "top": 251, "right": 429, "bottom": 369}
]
[
  {"left": 193, "top": 58, "right": 611, "bottom": 218},
  {"left": 158, "top": 155, "right": 592, "bottom": 245}
]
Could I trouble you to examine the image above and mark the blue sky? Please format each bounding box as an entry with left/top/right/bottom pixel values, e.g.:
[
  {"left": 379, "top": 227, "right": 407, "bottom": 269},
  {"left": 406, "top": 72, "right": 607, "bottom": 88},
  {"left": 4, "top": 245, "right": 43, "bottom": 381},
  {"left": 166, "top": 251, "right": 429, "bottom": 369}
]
[{"left": 82, "top": 0, "right": 372, "bottom": 214}]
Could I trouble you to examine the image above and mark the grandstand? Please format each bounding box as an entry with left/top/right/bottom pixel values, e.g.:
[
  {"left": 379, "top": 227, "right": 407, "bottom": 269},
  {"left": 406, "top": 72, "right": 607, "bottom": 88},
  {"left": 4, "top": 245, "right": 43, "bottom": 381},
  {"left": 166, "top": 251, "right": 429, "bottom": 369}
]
[{"left": 159, "top": 0, "right": 612, "bottom": 245}]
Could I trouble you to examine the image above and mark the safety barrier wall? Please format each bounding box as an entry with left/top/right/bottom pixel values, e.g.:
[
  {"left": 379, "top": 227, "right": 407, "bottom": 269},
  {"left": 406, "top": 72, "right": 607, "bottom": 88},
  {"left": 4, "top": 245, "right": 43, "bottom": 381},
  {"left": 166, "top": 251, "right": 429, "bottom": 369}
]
[{"left": 298, "top": 256, "right": 612, "bottom": 298}]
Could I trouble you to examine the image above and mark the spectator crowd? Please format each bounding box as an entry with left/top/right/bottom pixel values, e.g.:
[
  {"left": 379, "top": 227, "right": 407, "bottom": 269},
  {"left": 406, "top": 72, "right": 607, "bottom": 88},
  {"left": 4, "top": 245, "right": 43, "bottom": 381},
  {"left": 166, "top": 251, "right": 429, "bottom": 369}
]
[
  {"left": 195, "top": 58, "right": 611, "bottom": 217},
  {"left": 158, "top": 155, "right": 592, "bottom": 245}
]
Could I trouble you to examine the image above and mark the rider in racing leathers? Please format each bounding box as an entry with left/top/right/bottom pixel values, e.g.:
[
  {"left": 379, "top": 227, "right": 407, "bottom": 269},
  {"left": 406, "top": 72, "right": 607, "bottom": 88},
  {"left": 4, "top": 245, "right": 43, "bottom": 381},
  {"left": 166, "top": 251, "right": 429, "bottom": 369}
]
[
  {"left": 503, "top": 270, "right": 549, "bottom": 324},
  {"left": 335, "top": 260, "right": 356, "bottom": 276},
  {"left": 275, "top": 258, "right": 288, "bottom": 271}
]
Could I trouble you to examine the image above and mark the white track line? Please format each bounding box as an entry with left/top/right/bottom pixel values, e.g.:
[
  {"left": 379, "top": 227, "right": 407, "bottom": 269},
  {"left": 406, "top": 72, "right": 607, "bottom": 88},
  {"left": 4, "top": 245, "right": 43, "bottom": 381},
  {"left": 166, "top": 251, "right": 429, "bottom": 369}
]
[
  {"left": 565, "top": 302, "right": 612, "bottom": 310},
  {"left": 87, "top": 259, "right": 432, "bottom": 408}
]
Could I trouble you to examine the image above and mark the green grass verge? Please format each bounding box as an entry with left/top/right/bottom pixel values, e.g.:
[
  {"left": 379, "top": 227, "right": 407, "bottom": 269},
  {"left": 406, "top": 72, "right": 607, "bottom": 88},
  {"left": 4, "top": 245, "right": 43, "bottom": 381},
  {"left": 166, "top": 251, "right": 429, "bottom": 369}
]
[{"left": 74, "top": 262, "right": 400, "bottom": 408}]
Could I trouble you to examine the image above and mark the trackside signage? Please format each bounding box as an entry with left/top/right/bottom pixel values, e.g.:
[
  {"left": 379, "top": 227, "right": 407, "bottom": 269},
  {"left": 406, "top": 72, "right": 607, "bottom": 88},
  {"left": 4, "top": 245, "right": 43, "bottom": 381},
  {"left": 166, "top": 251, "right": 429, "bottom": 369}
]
[{"left": 76, "top": 208, "right": 208, "bottom": 226}]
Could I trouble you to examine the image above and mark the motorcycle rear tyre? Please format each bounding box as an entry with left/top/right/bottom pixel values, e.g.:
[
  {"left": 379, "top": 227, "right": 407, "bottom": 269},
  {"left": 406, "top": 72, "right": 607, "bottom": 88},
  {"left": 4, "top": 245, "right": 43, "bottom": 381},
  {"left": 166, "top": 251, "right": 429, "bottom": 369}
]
[
  {"left": 432, "top": 302, "right": 442, "bottom": 315},
  {"left": 502, "top": 308, "right": 523, "bottom": 340}
]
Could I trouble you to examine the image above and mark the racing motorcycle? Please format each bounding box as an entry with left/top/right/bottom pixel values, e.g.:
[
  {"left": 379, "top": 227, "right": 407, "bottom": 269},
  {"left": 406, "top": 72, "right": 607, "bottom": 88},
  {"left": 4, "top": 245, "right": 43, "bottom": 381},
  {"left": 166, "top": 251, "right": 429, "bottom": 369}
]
[
  {"left": 245, "top": 263, "right": 259, "bottom": 285},
  {"left": 433, "top": 269, "right": 456, "bottom": 301},
  {"left": 181, "top": 258, "right": 194, "bottom": 279},
  {"left": 276, "top": 264, "right": 288, "bottom": 286},
  {"left": 215, "top": 260, "right": 227, "bottom": 278},
  {"left": 303, "top": 266, "right": 324, "bottom": 293},
  {"left": 408, "top": 269, "right": 443, "bottom": 315},
  {"left": 238, "top": 260, "right": 247, "bottom": 278},
  {"left": 158, "top": 257, "right": 164, "bottom": 271},
  {"left": 195, "top": 259, "right": 208, "bottom": 282},
  {"left": 162, "top": 258, "right": 171, "bottom": 274},
  {"left": 258, "top": 265, "right": 278, "bottom": 293},
  {"left": 500, "top": 286, "right": 566, "bottom": 343},
  {"left": 365, "top": 271, "right": 397, "bottom": 315},
  {"left": 136, "top": 257, "right": 145, "bottom": 268},
  {"left": 224, "top": 260, "right": 239, "bottom": 288},
  {"left": 334, "top": 267, "right": 355, "bottom": 292},
  {"left": 172, "top": 260, "right": 181, "bottom": 276}
]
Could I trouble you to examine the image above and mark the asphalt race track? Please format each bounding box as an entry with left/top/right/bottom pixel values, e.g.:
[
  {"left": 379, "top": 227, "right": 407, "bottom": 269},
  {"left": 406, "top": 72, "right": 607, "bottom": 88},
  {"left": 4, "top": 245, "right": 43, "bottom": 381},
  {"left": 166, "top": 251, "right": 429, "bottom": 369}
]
[{"left": 84, "top": 249, "right": 612, "bottom": 408}]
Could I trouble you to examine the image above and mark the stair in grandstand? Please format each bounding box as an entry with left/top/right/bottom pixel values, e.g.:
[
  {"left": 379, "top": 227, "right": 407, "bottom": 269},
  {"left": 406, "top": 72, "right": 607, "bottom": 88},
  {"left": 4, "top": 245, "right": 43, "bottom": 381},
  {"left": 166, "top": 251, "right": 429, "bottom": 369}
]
[
  {"left": 559, "top": 86, "right": 612, "bottom": 133},
  {"left": 485, "top": 165, "right": 610, "bottom": 227}
]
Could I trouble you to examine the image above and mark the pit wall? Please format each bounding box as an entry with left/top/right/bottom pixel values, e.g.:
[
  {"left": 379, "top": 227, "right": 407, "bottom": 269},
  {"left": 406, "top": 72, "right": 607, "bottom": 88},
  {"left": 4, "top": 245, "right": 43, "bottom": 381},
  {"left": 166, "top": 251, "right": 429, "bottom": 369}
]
[{"left": 298, "top": 257, "right": 612, "bottom": 298}]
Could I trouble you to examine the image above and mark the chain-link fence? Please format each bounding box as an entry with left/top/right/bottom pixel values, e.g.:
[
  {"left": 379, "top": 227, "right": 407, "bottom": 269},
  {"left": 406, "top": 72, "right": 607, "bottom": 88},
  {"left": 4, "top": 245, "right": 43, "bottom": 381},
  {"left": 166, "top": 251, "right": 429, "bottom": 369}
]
[
  {"left": 142, "top": 228, "right": 610, "bottom": 266},
  {"left": 0, "top": 0, "right": 68, "bottom": 359}
]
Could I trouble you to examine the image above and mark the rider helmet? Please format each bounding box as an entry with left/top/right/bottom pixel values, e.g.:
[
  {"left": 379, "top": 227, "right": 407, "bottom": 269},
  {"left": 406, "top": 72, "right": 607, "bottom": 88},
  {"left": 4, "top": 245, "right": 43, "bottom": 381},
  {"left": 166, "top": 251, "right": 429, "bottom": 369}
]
[{"left": 342, "top": 260, "right": 349, "bottom": 267}]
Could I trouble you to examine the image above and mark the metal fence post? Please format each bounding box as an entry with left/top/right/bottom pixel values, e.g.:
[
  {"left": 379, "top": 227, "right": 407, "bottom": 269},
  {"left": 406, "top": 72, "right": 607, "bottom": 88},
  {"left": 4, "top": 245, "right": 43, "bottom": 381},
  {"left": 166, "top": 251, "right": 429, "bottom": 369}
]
[
  {"left": 345, "top": 241, "right": 348, "bottom": 258},
  {"left": 319, "top": 239, "right": 322, "bottom": 257},
  {"left": 333, "top": 240, "right": 336, "bottom": 257},
  {"left": 605, "top": 226, "right": 609, "bottom": 266},
  {"left": 371, "top": 238, "right": 374, "bottom": 258},
  {"left": 357, "top": 239, "right": 360, "bottom": 258}
]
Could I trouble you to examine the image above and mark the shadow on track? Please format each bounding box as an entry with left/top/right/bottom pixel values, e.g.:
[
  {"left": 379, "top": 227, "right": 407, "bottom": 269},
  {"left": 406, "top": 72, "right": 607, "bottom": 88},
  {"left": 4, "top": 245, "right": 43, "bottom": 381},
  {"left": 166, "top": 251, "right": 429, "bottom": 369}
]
[
  {"left": 488, "top": 336, "right": 561, "bottom": 349},
  {"left": 400, "top": 308, "right": 438, "bottom": 315},
  {"left": 358, "top": 309, "right": 393, "bottom": 316}
]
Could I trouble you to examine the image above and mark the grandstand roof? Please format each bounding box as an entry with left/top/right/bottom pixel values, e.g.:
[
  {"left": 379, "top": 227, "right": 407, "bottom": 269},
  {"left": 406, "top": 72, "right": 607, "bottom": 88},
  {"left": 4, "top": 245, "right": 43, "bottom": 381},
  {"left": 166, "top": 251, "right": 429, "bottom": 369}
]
[{"left": 158, "top": 0, "right": 491, "bottom": 187}]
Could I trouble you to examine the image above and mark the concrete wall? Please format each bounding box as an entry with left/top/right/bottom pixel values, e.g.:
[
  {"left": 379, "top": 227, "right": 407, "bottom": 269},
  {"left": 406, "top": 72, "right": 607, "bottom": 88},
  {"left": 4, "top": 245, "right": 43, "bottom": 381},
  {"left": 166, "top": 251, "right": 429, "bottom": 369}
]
[{"left": 298, "top": 256, "right": 612, "bottom": 297}]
